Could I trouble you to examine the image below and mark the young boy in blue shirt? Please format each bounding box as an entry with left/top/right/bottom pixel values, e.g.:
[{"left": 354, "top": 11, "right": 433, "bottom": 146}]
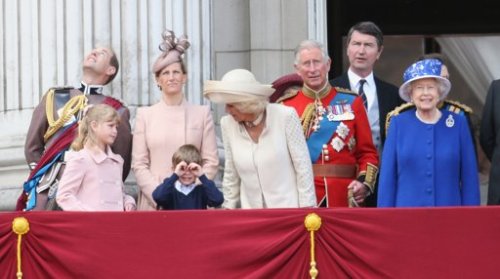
[{"left": 152, "top": 144, "right": 223, "bottom": 210}]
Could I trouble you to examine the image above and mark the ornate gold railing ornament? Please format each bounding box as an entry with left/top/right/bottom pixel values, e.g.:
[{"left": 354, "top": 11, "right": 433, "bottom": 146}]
[
  {"left": 12, "top": 217, "right": 30, "bottom": 279},
  {"left": 304, "top": 213, "right": 322, "bottom": 279}
]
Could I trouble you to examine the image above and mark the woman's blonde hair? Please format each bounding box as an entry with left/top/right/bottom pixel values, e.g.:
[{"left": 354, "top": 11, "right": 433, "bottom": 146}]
[
  {"left": 232, "top": 99, "right": 268, "bottom": 115},
  {"left": 71, "top": 104, "right": 120, "bottom": 151}
]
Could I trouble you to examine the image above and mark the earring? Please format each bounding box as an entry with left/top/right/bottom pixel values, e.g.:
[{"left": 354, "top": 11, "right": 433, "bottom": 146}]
[{"left": 157, "top": 84, "right": 162, "bottom": 91}]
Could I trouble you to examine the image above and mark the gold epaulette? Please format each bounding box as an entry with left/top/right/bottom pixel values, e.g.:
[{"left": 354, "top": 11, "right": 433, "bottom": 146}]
[
  {"left": 439, "top": 99, "right": 473, "bottom": 114},
  {"left": 334, "top": 87, "right": 357, "bottom": 95},
  {"left": 385, "top": 102, "right": 415, "bottom": 134},
  {"left": 275, "top": 86, "right": 300, "bottom": 103}
]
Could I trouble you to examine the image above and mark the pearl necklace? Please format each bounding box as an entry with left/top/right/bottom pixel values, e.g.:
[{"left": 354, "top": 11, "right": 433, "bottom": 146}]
[{"left": 243, "top": 112, "right": 264, "bottom": 128}]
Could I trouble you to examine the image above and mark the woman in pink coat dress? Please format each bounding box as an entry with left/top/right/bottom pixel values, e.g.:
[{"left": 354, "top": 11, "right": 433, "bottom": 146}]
[{"left": 132, "top": 30, "right": 219, "bottom": 211}]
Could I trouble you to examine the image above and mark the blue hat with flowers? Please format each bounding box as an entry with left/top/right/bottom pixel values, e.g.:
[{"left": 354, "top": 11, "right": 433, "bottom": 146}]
[{"left": 399, "top": 58, "right": 451, "bottom": 102}]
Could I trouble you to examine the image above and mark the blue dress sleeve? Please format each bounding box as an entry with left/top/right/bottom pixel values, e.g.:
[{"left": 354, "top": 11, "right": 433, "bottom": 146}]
[
  {"left": 377, "top": 115, "right": 399, "bottom": 207},
  {"left": 459, "top": 116, "right": 480, "bottom": 205}
]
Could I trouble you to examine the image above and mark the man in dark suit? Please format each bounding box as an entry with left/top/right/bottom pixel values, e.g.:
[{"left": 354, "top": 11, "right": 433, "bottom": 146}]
[
  {"left": 330, "top": 21, "right": 404, "bottom": 207},
  {"left": 480, "top": 79, "right": 500, "bottom": 205}
]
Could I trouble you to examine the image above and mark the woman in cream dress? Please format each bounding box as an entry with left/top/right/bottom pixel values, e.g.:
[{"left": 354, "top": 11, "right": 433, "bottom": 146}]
[
  {"left": 204, "top": 69, "right": 316, "bottom": 209},
  {"left": 132, "top": 30, "right": 218, "bottom": 210}
]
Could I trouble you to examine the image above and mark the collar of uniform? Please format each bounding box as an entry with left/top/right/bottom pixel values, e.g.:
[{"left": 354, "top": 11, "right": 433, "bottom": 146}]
[
  {"left": 87, "top": 146, "right": 122, "bottom": 164},
  {"left": 301, "top": 82, "right": 331, "bottom": 99},
  {"left": 79, "top": 81, "right": 104, "bottom": 95}
]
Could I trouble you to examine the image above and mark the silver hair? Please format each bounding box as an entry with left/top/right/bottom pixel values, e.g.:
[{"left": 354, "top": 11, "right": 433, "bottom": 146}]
[
  {"left": 233, "top": 99, "right": 268, "bottom": 114},
  {"left": 294, "top": 40, "right": 330, "bottom": 65},
  {"left": 437, "top": 80, "right": 448, "bottom": 98}
]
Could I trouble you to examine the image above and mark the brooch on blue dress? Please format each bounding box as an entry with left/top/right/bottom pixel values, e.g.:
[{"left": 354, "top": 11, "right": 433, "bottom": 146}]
[{"left": 445, "top": 114, "right": 455, "bottom": 128}]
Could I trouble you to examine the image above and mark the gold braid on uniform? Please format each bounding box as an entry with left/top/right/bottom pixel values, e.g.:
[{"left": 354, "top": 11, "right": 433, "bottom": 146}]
[
  {"left": 385, "top": 103, "right": 415, "bottom": 136},
  {"left": 44, "top": 90, "right": 88, "bottom": 142},
  {"left": 299, "top": 83, "right": 332, "bottom": 137},
  {"left": 438, "top": 99, "right": 473, "bottom": 114},
  {"left": 362, "top": 163, "right": 378, "bottom": 193},
  {"left": 301, "top": 103, "right": 316, "bottom": 137}
]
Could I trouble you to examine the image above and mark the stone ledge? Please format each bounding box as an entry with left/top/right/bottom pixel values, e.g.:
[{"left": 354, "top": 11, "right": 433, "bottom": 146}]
[{"left": 0, "top": 186, "right": 21, "bottom": 211}]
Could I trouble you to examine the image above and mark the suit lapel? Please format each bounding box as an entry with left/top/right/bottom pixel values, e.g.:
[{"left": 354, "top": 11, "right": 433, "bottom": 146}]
[{"left": 335, "top": 74, "right": 351, "bottom": 90}]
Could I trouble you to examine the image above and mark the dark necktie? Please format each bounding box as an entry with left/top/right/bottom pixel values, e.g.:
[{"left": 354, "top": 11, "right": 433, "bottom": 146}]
[{"left": 358, "top": 79, "right": 367, "bottom": 109}]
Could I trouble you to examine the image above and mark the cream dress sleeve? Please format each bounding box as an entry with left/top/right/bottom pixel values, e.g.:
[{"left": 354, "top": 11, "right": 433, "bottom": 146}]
[
  {"left": 284, "top": 108, "right": 316, "bottom": 207},
  {"left": 220, "top": 116, "right": 241, "bottom": 209}
]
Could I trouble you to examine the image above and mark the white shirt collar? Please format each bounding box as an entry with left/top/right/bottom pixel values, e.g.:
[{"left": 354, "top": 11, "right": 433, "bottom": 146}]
[
  {"left": 80, "top": 81, "right": 104, "bottom": 95},
  {"left": 347, "top": 69, "right": 375, "bottom": 90},
  {"left": 175, "top": 180, "right": 196, "bottom": 196}
]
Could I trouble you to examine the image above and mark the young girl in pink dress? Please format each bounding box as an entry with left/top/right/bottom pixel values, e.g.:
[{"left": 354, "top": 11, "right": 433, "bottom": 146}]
[{"left": 56, "top": 104, "right": 136, "bottom": 211}]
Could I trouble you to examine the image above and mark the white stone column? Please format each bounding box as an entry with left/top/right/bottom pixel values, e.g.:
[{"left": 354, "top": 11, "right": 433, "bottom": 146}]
[{"left": 0, "top": 0, "right": 211, "bottom": 210}]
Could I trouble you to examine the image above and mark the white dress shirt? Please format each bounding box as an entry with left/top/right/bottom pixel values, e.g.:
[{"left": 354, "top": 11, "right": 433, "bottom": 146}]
[{"left": 348, "top": 70, "right": 381, "bottom": 153}]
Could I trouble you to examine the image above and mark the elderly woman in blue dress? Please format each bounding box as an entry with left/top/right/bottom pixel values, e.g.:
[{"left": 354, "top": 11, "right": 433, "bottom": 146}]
[{"left": 377, "top": 59, "right": 480, "bottom": 207}]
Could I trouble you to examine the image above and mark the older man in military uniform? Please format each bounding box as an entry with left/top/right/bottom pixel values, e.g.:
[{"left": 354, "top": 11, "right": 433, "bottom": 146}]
[
  {"left": 20, "top": 47, "right": 132, "bottom": 211},
  {"left": 277, "top": 40, "right": 378, "bottom": 207}
]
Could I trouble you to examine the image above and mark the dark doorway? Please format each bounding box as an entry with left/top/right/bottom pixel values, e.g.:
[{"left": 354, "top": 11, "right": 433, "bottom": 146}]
[
  {"left": 326, "top": 0, "right": 498, "bottom": 204},
  {"left": 327, "top": 0, "right": 500, "bottom": 78}
]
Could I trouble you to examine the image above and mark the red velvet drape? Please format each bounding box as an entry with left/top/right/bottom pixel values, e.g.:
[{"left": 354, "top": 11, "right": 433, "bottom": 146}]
[{"left": 1, "top": 207, "right": 498, "bottom": 278}]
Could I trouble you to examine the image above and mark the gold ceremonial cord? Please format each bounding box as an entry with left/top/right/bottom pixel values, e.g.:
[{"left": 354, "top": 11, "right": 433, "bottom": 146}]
[
  {"left": 12, "top": 217, "right": 30, "bottom": 279},
  {"left": 304, "top": 213, "right": 322, "bottom": 279},
  {"left": 301, "top": 103, "right": 316, "bottom": 136},
  {"left": 44, "top": 90, "right": 87, "bottom": 142}
]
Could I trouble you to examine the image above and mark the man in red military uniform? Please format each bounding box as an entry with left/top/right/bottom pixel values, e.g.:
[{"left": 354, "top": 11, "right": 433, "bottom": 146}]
[{"left": 277, "top": 40, "right": 378, "bottom": 207}]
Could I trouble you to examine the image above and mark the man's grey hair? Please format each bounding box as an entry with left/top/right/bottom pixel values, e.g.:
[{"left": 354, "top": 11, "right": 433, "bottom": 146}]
[{"left": 294, "top": 40, "right": 330, "bottom": 65}]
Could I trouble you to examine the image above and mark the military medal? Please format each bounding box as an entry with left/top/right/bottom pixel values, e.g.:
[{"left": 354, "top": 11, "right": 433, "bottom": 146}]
[
  {"left": 312, "top": 100, "right": 326, "bottom": 132},
  {"left": 331, "top": 136, "right": 345, "bottom": 152},
  {"left": 312, "top": 122, "right": 320, "bottom": 131},
  {"left": 336, "top": 122, "right": 349, "bottom": 139},
  {"left": 327, "top": 111, "right": 336, "bottom": 121},
  {"left": 445, "top": 114, "right": 455, "bottom": 128},
  {"left": 316, "top": 101, "right": 326, "bottom": 116},
  {"left": 328, "top": 102, "right": 355, "bottom": 121}
]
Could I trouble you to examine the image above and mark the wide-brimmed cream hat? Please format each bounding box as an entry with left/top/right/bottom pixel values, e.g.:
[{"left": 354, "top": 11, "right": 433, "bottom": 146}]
[
  {"left": 203, "top": 69, "right": 275, "bottom": 103},
  {"left": 399, "top": 58, "right": 451, "bottom": 102}
]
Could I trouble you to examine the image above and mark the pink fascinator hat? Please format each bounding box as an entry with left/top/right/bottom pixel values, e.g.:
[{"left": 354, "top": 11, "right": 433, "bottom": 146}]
[{"left": 152, "top": 30, "right": 190, "bottom": 75}]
